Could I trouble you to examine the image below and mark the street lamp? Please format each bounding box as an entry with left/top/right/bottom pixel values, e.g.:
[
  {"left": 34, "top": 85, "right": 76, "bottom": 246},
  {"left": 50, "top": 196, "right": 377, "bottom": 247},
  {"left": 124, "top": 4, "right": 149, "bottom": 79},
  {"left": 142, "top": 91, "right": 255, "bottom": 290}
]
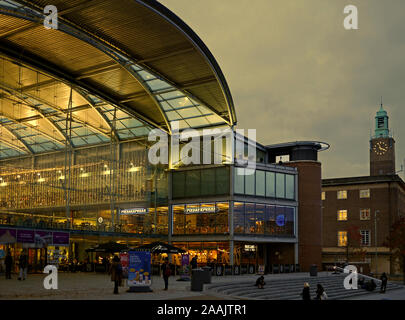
[{"left": 374, "top": 210, "right": 379, "bottom": 275}]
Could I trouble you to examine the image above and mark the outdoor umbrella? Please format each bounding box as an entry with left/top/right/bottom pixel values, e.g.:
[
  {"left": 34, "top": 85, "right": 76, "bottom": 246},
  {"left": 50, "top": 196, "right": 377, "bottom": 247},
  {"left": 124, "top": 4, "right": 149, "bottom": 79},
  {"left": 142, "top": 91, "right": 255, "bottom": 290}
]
[
  {"left": 132, "top": 241, "right": 186, "bottom": 254},
  {"left": 85, "top": 241, "right": 129, "bottom": 253}
]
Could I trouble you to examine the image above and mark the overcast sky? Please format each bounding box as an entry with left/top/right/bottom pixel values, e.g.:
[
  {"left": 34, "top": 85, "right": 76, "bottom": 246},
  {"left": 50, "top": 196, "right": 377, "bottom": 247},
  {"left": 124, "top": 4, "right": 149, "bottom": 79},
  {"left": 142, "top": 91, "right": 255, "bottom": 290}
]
[{"left": 161, "top": 0, "right": 405, "bottom": 179}]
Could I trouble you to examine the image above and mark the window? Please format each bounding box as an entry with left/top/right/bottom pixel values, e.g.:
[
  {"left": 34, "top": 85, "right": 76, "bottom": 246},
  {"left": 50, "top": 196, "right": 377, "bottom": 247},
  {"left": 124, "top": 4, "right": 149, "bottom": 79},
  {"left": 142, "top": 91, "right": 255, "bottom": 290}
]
[
  {"left": 265, "top": 172, "right": 275, "bottom": 197},
  {"left": 285, "top": 174, "right": 295, "bottom": 199},
  {"left": 255, "top": 170, "right": 265, "bottom": 197},
  {"left": 359, "top": 189, "right": 370, "bottom": 198},
  {"left": 321, "top": 191, "right": 326, "bottom": 200},
  {"left": 338, "top": 231, "right": 348, "bottom": 246},
  {"left": 276, "top": 173, "right": 285, "bottom": 198},
  {"left": 337, "top": 210, "right": 348, "bottom": 221},
  {"left": 234, "top": 168, "right": 245, "bottom": 194},
  {"left": 233, "top": 202, "right": 245, "bottom": 234},
  {"left": 337, "top": 190, "right": 347, "bottom": 199},
  {"left": 360, "top": 230, "right": 370, "bottom": 246},
  {"left": 245, "top": 171, "right": 255, "bottom": 196},
  {"left": 360, "top": 209, "right": 371, "bottom": 220}
]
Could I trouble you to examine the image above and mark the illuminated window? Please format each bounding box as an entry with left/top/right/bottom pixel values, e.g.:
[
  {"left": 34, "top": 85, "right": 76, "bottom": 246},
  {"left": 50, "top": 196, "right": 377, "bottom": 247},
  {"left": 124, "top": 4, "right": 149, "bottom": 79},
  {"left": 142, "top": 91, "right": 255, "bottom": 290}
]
[
  {"left": 337, "top": 210, "right": 348, "bottom": 221},
  {"left": 338, "top": 231, "right": 348, "bottom": 246},
  {"left": 360, "top": 230, "right": 370, "bottom": 246},
  {"left": 360, "top": 209, "right": 371, "bottom": 220},
  {"left": 337, "top": 190, "right": 347, "bottom": 199},
  {"left": 321, "top": 192, "right": 326, "bottom": 200},
  {"left": 359, "top": 189, "right": 370, "bottom": 198}
]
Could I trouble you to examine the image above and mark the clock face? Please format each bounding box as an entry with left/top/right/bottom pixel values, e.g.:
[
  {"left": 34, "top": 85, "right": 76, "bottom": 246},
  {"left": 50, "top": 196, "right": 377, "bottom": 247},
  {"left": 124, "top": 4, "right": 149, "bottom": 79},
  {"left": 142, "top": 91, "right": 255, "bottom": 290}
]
[{"left": 373, "top": 141, "right": 389, "bottom": 155}]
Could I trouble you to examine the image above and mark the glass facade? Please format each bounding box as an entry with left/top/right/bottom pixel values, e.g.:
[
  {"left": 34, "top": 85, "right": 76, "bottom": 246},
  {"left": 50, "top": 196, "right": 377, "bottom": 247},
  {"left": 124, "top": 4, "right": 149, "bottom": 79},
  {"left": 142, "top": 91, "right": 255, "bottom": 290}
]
[
  {"left": 0, "top": 140, "right": 169, "bottom": 235},
  {"left": 233, "top": 201, "right": 295, "bottom": 237},
  {"left": 172, "top": 202, "right": 229, "bottom": 235},
  {"left": 234, "top": 167, "right": 296, "bottom": 200},
  {"left": 172, "top": 166, "right": 230, "bottom": 199}
]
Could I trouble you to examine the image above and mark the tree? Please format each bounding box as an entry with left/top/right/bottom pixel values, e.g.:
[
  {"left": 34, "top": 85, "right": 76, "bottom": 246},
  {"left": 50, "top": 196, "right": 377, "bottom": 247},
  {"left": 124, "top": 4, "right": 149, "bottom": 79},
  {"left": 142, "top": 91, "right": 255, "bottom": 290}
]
[{"left": 385, "top": 217, "right": 405, "bottom": 284}]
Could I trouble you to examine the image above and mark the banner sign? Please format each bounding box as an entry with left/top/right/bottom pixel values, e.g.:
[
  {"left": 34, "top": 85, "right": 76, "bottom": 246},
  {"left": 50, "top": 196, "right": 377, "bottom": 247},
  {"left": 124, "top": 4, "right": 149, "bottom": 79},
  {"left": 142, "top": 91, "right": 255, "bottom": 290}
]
[
  {"left": 180, "top": 254, "right": 190, "bottom": 279},
  {"left": 185, "top": 206, "right": 216, "bottom": 214},
  {"left": 0, "top": 228, "right": 68, "bottom": 245},
  {"left": 34, "top": 231, "right": 53, "bottom": 246},
  {"left": 52, "top": 232, "right": 70, "bottom": 245},
  {"left": 128, "top": 251, "right": 151, "bottom": 287},
  {"left": 120, "top": 208, "right": 149, "bottom": 215},
  {"left": 120, "top": 252, "right": 129, "bottom": 279},
  {"left": 257, "top": 265, "right": 265, "bottom": 275},
  {"left": 17, "top": 229, "right": 35, "bottom": 243},
  {"left": 0, "top": 229, "right": 17, "bottom": 244}
]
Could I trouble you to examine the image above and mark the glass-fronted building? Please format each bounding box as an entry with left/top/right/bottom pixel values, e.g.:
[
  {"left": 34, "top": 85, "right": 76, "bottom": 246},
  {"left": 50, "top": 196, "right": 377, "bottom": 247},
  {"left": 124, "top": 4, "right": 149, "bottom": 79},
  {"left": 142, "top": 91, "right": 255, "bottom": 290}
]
[{"left": 0, "top": 0, "right": 303, "bottom": 274}]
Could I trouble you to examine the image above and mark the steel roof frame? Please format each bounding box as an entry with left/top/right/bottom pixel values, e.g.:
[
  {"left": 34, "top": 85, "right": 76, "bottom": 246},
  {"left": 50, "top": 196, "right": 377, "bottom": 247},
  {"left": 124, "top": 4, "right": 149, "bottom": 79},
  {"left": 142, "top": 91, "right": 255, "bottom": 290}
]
[{"left": 0, "top": 0, "right": 233, "bottom": 130}]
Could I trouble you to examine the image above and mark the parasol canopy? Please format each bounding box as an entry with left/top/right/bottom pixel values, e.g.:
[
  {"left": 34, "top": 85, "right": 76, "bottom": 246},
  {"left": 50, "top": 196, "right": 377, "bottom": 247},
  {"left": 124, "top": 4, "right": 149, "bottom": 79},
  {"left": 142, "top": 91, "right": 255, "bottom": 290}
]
[
  {"left": 85, "top": 241, "right": 129, "bottom": 253},
  {"left": 132, "top": 241, "right": 186, "bottom": 254}
]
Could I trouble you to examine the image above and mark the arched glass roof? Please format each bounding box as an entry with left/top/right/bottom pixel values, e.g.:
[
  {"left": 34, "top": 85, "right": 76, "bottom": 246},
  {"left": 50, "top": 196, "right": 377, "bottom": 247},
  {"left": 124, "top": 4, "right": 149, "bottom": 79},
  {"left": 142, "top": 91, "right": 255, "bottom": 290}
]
[{"left": 0, "top": 0, "right": 236, "bottom": 159}]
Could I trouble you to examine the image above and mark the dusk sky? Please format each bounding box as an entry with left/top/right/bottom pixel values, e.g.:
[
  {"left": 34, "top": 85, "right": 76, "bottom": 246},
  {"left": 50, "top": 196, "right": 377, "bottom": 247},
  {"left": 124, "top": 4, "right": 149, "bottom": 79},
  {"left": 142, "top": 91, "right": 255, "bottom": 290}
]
[{"left": 161, "top": 0, "right": 405, "bottom": 179}]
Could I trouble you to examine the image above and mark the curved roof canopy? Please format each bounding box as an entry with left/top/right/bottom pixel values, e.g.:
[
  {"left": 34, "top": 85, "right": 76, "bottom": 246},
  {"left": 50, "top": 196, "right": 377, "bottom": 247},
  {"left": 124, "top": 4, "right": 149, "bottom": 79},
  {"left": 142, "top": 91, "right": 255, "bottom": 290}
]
[{"left": 0, "top": 0, "right": 236, "bottom": 158}]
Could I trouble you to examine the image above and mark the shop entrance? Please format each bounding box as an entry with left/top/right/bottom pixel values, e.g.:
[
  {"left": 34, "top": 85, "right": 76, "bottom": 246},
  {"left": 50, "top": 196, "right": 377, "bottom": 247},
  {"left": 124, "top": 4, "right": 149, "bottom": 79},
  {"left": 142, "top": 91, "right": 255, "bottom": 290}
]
[{"left": 27, "top": 248, "right": 47, "bottom": 273}]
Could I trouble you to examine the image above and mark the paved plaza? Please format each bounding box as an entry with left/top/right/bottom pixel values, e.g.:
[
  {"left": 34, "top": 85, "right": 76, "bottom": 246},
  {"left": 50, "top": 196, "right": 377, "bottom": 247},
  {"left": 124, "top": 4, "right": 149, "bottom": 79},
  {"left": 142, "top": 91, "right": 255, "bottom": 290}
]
[{"left": 1, "top": 271, "right": 404, "bottom": 300}]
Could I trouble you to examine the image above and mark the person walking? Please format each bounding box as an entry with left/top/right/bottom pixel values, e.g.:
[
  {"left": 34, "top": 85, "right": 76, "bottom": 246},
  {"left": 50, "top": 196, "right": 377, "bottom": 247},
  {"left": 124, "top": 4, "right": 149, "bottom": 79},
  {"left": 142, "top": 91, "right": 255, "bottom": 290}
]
[
  {"left": 315, "top": 284, "right": 328, "bottom": 300},
  {"left": 380, "top": 272, "right": 388, "bottom": 293},
  {"left": 301, "top": 282, "right": 311, "bottom": 300},
  {"left": 161, "top": 257, "right": 171, "bottom": 290},
  {"left": 109, "top": 255, "right": 122, "bottom": 294},
  {"left": 5, "top": 250, "right": 12, "bottom": 279},
  {"left": 18, "top": 249, "right": 28, "bottom": 281}
]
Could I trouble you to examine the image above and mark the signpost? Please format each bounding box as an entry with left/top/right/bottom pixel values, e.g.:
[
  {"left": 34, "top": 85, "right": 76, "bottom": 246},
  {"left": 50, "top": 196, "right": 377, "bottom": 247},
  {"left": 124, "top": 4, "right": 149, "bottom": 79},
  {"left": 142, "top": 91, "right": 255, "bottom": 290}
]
[
  {"left": 179, "top": 254, "right": 190, "bottom": 281},
  {"left": 127, "top": 251, "right": 153, "bottom": 292}
]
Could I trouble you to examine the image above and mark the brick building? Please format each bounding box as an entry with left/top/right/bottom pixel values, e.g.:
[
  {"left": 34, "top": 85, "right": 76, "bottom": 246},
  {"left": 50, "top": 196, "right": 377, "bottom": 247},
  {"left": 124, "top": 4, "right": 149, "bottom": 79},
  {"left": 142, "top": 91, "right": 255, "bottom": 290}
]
[{"left": 321, "top": 104, "right": 405, "bottom": 275}]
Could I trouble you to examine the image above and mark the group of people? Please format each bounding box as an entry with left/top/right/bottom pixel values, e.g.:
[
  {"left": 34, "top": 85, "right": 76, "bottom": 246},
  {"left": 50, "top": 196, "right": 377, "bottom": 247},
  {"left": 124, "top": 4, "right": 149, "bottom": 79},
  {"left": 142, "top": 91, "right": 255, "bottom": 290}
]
[
  {"left": 301, "top": 283, "right": 328, "bottom": 300},
  {"left": 107, "top": 255, "right": 186, "bottom": 294},
  {"left": 3, "top": 249, "right": 29, "bottom": 281},
  {"left": 358, "top": 272, "right": 388, "bottom": 293}
]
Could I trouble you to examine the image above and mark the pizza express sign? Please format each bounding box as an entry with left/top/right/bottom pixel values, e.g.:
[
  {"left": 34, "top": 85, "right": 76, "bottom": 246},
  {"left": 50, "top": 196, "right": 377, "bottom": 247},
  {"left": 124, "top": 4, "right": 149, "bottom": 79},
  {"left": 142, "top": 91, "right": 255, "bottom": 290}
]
[
  {"left": 185, "top": 206, "right": 217, "bottom": 214},
  {"left": 120, "top": 208, "right": 149, "bottom": 215}
]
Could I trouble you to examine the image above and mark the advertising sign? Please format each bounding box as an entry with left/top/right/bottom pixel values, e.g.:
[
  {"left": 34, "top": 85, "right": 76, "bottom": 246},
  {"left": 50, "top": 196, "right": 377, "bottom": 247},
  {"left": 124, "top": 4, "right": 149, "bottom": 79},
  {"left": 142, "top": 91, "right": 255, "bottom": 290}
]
[
  {"left": 0, "top": 229, "right": 16, "bottom": 244},
  {"left": 257, "top": 265, "right": 265, "bottom": 275},
  {"left": 120, "top": 208, "right": 148, "bottom": 215},
  {"left": 120, "top": 252, "right": 129, "bottom": 279},
  {"left": 52, "top": 232, "right": 70, "bottom": 245},
  {"left": 180, "top": 254, "right": 190, "bottom": 280},
  {"left": 17, "top": 229, "right": 35, "bottom": 243},
  {"left": 127, "top": 251, "right": 151, "bottom": 287},
  {"left": 34, "top": 231, "right": 52, "bottom": 247}
]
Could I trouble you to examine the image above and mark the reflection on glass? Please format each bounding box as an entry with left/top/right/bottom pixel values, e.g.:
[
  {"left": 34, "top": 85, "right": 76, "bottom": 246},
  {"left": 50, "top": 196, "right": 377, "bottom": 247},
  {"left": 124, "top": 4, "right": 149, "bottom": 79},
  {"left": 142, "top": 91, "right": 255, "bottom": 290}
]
[
  {"left": 255, "top": 170, "right": 265, "bottom": 197},
  {"left": 234, "top": 168, "right": 245, "bottom": 194},
  {"left": 173, "top": 205, "right": 185, "bottom": 235},
  {"left": 276, "top": 173, "right": 285, "bottom": 198},
  {"left": 244, "top": 203, "right": 255, "bottom": 234},
  {"left": 233, "top": 202, "right": 244, "bottom": 234},
  {"left": 245, "top": 173, "right": 255, "bottom": 196},
  {"left": 255, "top": 204, "right": 265, "bottom": 234},
  {"left": 285, "top": 174, "right": 295, "bottom": 199},
  {"left": 266, "top": 171, "right": 275, "bottom": 197}
]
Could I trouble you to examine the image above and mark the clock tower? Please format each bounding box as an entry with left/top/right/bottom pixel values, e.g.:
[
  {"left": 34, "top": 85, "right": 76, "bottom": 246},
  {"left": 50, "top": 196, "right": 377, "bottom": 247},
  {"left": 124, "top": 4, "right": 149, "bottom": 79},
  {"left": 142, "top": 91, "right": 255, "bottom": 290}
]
[{"left": 370, "top": 103, "right": 396, "bottom": 176}]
